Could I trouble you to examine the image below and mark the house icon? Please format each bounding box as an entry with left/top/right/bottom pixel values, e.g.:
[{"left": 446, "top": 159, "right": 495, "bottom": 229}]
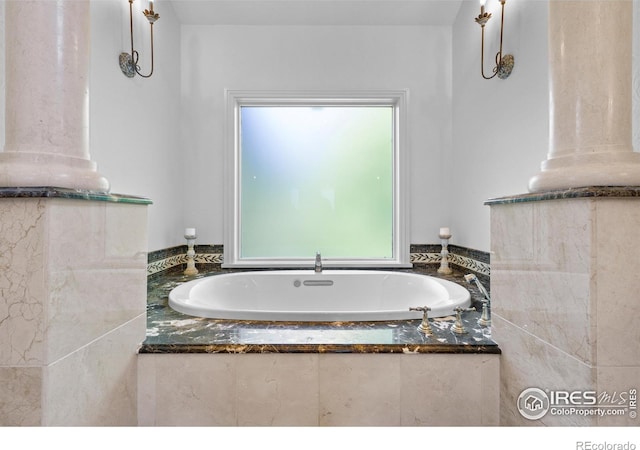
[
  {"left": 525, "top": 395, "right": 544, "bottom": 411},
  {"left": 518, "top": 387, "right": 550, "bottom": 420}
]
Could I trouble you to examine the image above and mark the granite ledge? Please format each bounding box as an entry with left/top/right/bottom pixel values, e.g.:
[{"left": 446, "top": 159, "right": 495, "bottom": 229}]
[
  {"left": 0, "top": 186, "right": 152, "bottom": 204},
  {"left": 142, "top": 267, "right": 499, "bottom": 355},
  {"left": 138, "top": 342, "right": 502, "bottom": 354},
  {"left": 485, "top": 186, "right": 640, "bottom": 205}
]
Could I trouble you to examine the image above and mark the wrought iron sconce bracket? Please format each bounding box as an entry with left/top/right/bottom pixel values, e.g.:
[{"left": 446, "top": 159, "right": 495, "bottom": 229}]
[
  {"left": 475, "top": 0, "right": 514, "bottom": 80},
  {"left": 119, "top": 0, "right": 159, "bottom": 78}
]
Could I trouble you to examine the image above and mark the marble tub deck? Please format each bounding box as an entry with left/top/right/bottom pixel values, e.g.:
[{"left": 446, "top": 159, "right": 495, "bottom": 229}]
[{"left": 141, "top": 266, "right": 499, "bottom": 354}]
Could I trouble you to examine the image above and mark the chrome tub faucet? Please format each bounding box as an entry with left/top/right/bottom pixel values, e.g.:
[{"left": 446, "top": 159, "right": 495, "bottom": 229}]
[
  {"left": 314, "top": 251, "right": 322, "bottom": 273},
  {"left": 464, "top": 273, "right": 491, "bottom": 327}
]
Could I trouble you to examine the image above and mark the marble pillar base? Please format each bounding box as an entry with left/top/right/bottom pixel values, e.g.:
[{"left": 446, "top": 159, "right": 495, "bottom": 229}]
[
  {"left": 528, "top": 152, "right": 640, "bottom": 192},
  {"left": 0, "top": 192, "right": 149, "bottom": 425},
  {"left": 0, "top": 152, "right": 110, "bottom": 192},
  {"left": 487, "top": 189, "right": 640, "bottom": 426}
]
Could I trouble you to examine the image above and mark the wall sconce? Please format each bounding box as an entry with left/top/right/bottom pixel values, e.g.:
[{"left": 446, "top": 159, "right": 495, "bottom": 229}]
[
  {"left": 474, "top": 0, "right": 514, "bottom": 79},
  {"left": 119, "top": 0, "right": 159, "bottom": 78}
]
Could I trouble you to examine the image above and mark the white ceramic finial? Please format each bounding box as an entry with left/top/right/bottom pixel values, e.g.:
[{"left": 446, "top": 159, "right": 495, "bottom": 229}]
[
  {"left": 184, "top": 229, "right": 199, "bottom": 276},
  {"left": 438, "top": 229, "right": 453, "bottom": 275}
]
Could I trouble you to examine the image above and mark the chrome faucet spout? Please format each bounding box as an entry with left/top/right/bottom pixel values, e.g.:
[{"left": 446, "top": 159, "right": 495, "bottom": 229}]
[
  {"left": 464, "top": 273, "right": 491, "bottom": 327},
  {"left": 464, "top": 273, "right": 490, "bottom": 302},
  {"left": 314, "top": 252, "right": 322, "bottom": 273}
]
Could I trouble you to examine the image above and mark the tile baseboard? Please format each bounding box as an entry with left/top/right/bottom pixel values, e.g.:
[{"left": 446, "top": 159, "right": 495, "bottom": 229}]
[{"left": 148, "top": 245, "right": 490, "bottom": 278}]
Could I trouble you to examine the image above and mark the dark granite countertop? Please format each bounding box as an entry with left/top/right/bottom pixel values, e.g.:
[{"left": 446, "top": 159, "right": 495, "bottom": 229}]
[
  {"left": 141, "top": 266, "right": 499, "bottom": 354},
  {"left": 485, "top": 186, "right": 640, "bottom": 205},
  {"left": 0, "top": 186, "right": 152, "bottom": 204}
]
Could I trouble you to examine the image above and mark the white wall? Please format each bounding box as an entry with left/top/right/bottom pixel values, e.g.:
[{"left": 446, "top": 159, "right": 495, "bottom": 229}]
[
  {"left": 451, "top": 0, "right": 549, "bottom": 252},
  {"left": 180, "top": 25, "right": 453, "bottom": 247},
  {"left": 89, "top": 0, "right": 183, "bottom": 251}
]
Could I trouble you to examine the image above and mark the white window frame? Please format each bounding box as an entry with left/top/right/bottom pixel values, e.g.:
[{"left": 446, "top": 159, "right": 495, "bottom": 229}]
[{"left": 223, "top": 89, "right": 411, "bottom": 268}]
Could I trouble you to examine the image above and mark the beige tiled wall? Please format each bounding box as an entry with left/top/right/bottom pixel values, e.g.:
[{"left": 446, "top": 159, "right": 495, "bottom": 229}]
[
  {"left": 0, "top": 198, "right": 148, "bottom": 426},
  {"left": 490, "top": 198, "right": 640, "bottom": 426},
  {"left": 138, "top": 353, "right": 500, "bottom": 426}
]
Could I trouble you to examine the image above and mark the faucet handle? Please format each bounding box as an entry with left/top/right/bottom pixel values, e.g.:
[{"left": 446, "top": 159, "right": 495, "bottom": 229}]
[
  {"left": 409, "top": 306, "right": 434, "bottom": 336},
  {"left": 478, "top": 299, "right": 491, "bottom": 327},
  {"left": 452, "top": 306, "right": 476, "bottom": 335}
]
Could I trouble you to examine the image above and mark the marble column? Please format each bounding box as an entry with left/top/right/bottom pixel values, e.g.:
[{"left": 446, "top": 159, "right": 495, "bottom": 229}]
[
  {"left": 0, "top": 0, "right": 109, "bottom": 192},
  {"left": 528, "top": 0, "right": 640, "bottom": 192}
]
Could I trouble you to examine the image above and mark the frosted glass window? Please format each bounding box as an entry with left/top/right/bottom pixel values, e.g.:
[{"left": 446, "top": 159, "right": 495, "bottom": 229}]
[
  {"left": 224, "top": 90, "right": 409, "bottom": 268},
  {"left": 240, "top": 105, "right": 394, "bottom": 260}
]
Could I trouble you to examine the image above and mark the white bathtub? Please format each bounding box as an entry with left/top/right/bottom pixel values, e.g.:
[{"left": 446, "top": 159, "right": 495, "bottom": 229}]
[{"left": 168, "top": 270, "right": 471, "bottom": 321}]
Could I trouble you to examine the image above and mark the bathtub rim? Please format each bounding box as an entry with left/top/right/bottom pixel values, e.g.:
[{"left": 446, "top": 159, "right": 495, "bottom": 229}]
[{"left": 168, "top": 269, "right": 471, "bottom": 322}]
